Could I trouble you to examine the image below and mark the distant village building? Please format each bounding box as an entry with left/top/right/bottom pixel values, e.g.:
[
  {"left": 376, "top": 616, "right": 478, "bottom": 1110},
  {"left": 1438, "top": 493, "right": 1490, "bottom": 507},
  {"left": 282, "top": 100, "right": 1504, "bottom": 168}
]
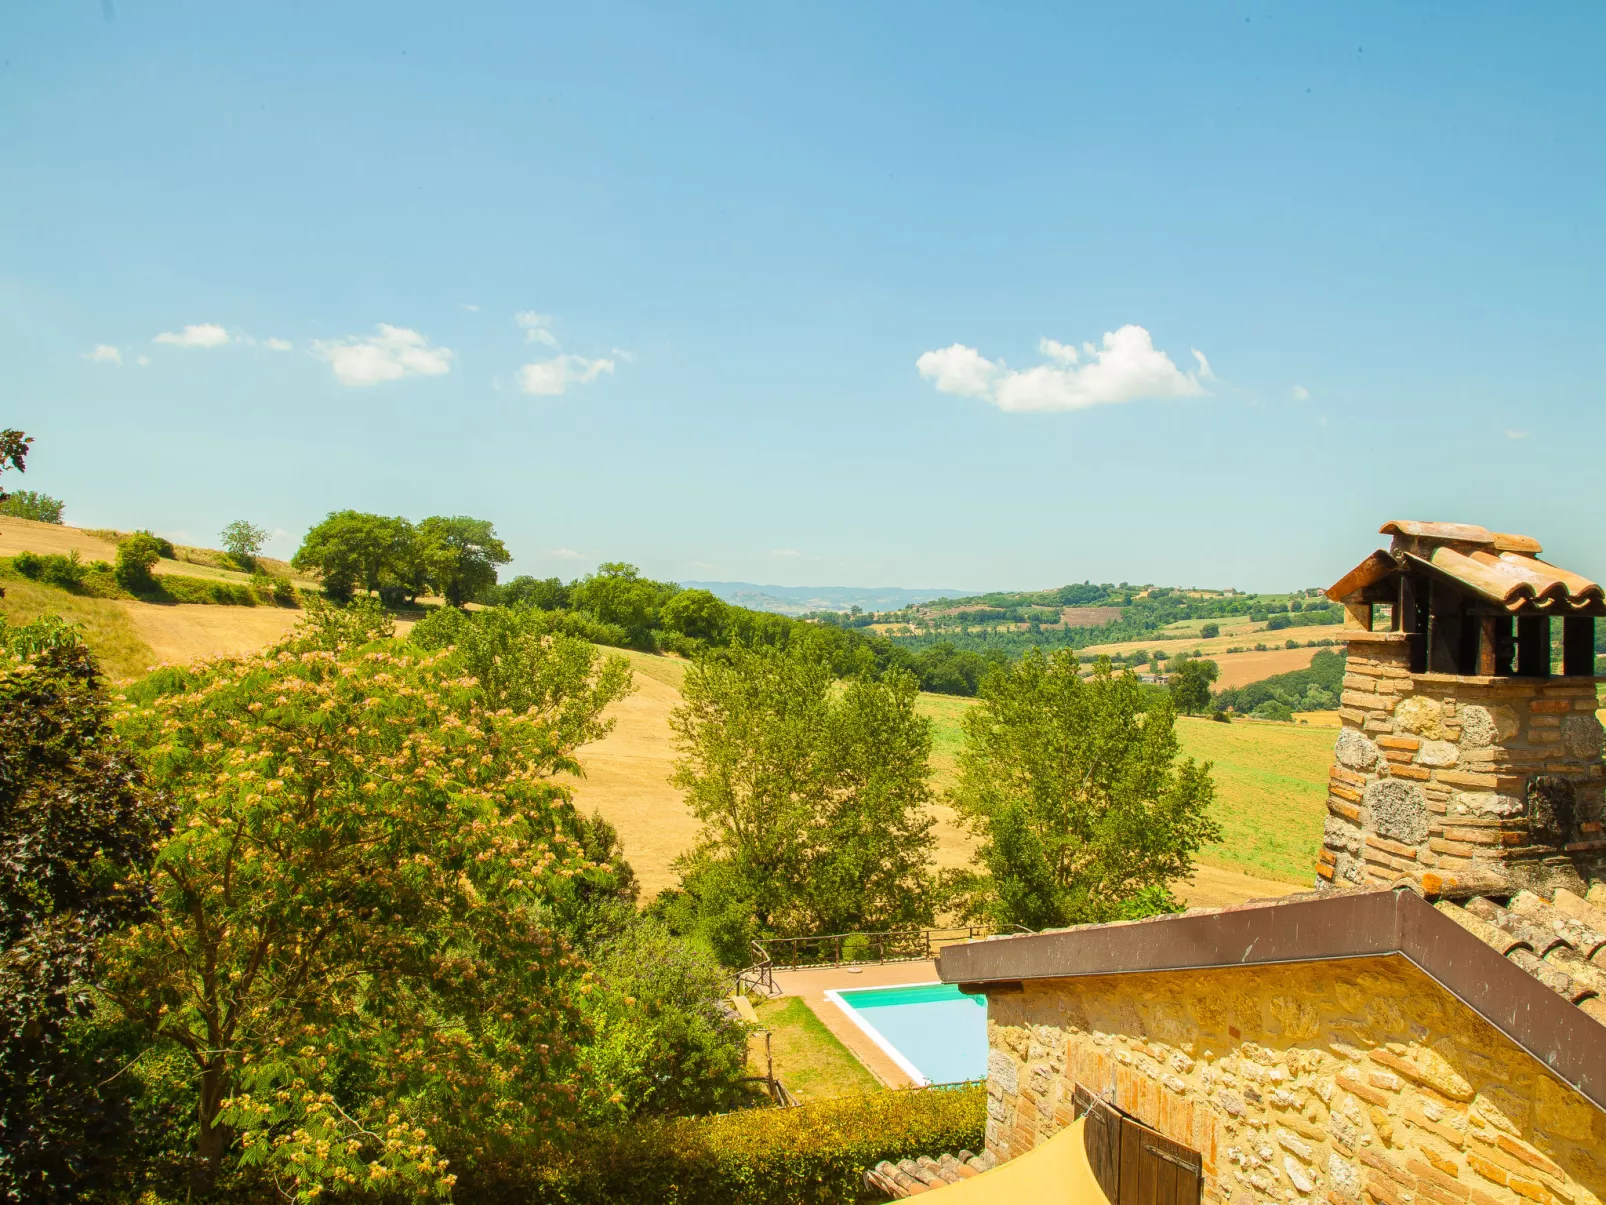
[{"left": 937, "top": 522, "right": 1606, "bottom": 1205}]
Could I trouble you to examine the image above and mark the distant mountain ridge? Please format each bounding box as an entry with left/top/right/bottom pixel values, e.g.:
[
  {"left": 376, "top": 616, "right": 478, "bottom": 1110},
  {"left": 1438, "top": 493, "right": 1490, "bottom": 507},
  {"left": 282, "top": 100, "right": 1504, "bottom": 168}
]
[{"left": 680, "top": 581, "right": 964, "bottom": 616}]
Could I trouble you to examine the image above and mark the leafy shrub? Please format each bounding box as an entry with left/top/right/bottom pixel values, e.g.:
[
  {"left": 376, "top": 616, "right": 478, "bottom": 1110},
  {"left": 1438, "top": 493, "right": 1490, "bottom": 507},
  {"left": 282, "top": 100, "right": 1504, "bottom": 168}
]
[
  {"left": 507, "top": 1085, "right": 985, "bottom": 1205},
  {"left": 0, "top": 616, "right": 166, "bottom": 1201},
  {"left": 0, "top": 489, "right": 64, "bottom": 523},
  {"left": 113, "top": 532, "right": 165, "bottom": 593},
  {"left": 8, "top": 550, "right": 88, "bottom": 591},
  {"left": 1265, "top": 614, "right": 1292, "bottom": 631},
  {"left": 155, "top": 575, "right": 256, "bottom": 606},
  {"left": 1199, "top": 622, "right": 1219, "bottom": 639},
  {"left": 1251, "top": 699, "right": 1295, "bottom": 721}
]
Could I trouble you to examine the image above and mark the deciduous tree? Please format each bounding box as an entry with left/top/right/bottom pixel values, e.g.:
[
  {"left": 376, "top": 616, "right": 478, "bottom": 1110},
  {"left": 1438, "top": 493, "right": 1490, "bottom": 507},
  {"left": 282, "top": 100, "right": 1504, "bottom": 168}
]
[
  {"left": 667, "top": 644, "right": 936, "bottom": 962},
  {"left": 104, "top": 602, "right": 632, "bottom": 1197},
  {"left": 952, "top": 651, "right": 1219, "bottom": 929},
  {"left": 218, "top": 519, "right": 268, "bottom": 569},
  {"left": 419, "top": 515, "right": 510, "bottom": 606},
  {"left": 1169, "top": 657, "right": 1219, "bottom": 715}
]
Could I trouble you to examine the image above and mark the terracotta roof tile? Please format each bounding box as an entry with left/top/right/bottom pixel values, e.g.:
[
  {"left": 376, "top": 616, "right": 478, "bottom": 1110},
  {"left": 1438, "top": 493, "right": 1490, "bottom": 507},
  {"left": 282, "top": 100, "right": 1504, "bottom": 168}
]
[
  {"left": 1326, "top": 520, "right": 1606, "bottom": 614},
  {"left": 1435, "top": 891, "right": 1606, "bottom": 1023}
]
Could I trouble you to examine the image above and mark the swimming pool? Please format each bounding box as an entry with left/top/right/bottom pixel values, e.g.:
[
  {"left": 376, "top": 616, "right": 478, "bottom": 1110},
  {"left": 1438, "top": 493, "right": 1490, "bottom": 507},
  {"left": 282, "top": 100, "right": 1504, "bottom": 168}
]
[{"left": 825, "top": 981, "right": 987, "bottom": 1086}]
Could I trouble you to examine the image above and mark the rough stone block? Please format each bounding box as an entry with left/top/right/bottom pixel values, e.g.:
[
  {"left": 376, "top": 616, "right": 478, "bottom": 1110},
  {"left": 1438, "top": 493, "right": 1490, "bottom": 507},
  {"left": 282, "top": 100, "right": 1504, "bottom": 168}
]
[
  {"left": 1418, "top": 740, "right": 1459, "bottom": 768},
  {"left": 1336, "top": 730, "right": 1383, "bottom": 772}
]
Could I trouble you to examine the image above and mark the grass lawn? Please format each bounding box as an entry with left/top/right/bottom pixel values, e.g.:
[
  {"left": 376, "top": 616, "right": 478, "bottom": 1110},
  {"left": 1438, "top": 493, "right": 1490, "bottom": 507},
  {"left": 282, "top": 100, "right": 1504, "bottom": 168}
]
[{"left": 752, "top": 996, "right": 882, "bottom": 1101}]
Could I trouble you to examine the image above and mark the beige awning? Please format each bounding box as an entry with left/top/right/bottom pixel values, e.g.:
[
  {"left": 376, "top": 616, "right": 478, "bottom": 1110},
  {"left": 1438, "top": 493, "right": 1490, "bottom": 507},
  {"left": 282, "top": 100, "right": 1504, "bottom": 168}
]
[{"left": 919, "top": 1119, "right": 1110, "bottom": 1202}]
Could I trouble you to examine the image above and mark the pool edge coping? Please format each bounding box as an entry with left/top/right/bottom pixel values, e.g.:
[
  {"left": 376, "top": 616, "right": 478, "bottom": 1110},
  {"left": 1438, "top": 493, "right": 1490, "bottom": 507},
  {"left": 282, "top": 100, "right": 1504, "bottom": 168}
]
[{"left": 823, "top": 981, "right": 942, "bottom": 1087}]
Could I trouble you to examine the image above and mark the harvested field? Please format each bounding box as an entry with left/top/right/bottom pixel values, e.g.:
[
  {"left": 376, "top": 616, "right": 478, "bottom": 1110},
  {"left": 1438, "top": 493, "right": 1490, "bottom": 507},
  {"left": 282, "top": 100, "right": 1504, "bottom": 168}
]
[
  {"left": 1208, "top": 646, "right": 1320, "bottom": 688},
  {"left": 1059, "top": 605, "right": 1123, "bottom": 627},
  {"left": 1080, "top": 623, "right": 1340, "bottom": 659},
  {"left": 112, "top": 601, "right": 303, "bottom": 670}
]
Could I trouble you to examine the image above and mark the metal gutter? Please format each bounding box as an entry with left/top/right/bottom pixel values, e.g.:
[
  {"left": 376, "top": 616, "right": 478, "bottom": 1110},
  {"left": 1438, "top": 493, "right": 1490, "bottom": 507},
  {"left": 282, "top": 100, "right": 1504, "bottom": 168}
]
[{"left": 938, "top": 889, "right": 1606, "bottom": 1114}]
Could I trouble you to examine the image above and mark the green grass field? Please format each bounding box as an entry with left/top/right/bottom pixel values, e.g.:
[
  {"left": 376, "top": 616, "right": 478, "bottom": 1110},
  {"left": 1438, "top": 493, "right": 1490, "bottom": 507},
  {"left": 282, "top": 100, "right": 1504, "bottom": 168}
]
[
  {"left": 914, "top": 695, "right": 1330, "bottom": 885},
  {"left": 752, "top": 996, "right": 883, "bottom": 1101}
]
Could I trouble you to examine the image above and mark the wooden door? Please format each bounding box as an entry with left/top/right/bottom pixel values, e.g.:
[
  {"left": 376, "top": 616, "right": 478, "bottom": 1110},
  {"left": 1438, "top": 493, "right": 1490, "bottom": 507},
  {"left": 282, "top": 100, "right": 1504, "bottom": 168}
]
[{"left": 1073, "top": 1085, "right": 1200, "bottom": 1205}]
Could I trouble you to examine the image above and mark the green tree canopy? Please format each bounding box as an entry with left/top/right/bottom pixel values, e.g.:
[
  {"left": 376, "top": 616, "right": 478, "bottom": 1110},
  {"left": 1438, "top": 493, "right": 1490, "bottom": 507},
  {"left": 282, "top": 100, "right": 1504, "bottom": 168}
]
[
  {"left": 291, "top": 510, "right": 424, "bottom": 602},
  {"left": 218, "top": 519, "right": 268, "bottom": 568},
  {"left": 419, "top": 514, "right": 510, "bottom": 606},
  {"left": 1169, "top": 657, "right": 1219, "bottom": 715},
  {"left": 952, "top": 651, "right": 1220, "bottom": 929},
  {"left": 660, "top": 588, "right": 730, "bottom": 643},
  {"left": 0, "top": 489, "right": 64, "bottom": 523},
  {"left": 569, "top": 563, "right": 680, "bottom": 649},
  {"left": 113, "top": 531, "right": 166, "bottom": 593},
  {"left": 104, "top": 601, "right": 633, "bottom": 1197},
  {"left": 666, "top": 643, "right": 936, "bottom": 963}
]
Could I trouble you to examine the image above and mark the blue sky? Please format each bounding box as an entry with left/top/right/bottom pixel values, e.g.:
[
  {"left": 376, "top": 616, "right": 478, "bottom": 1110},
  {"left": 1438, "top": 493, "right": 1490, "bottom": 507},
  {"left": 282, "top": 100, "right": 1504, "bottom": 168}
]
[{"left": 6, "top": 1, "right": 1604, "bottom": 593}]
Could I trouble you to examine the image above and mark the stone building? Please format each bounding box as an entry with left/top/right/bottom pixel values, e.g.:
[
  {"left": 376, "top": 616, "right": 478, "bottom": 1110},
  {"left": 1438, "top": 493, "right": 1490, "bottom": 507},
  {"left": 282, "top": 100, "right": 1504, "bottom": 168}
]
[{"left": 935, "top": 521, "right": 1606, "bottom": 1205}]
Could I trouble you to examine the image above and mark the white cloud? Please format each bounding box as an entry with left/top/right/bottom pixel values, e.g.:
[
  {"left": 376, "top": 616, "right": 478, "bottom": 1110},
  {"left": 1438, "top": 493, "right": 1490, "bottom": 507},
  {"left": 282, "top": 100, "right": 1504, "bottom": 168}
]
[
  {"left": 154, "top": 322, "right": 230, "bottom": 349},
  {"left": 770, "top": 548, "right": 802, "bottom": 558},
  {"left": 312, "top": 324, "right": 454, "bottom": 387},
  {"left": 548, "top": 547, "right": 584, "bottom": 559},
  {"left": 515, "top": 311, "right": 560, "bottom": 348},
  {"left": 136, "top": 354, "right": 150, "bottom": 367},
  {"left": 264, "top": 337, "right": 293, "bottom": 352},
  {"left": 1039, "top": 338, "right": 1078, "bottom": 364},
  {"left": 914, "top": 344, "right": 999, "bottom": 399},
  {"left": 918, "top": 324, "right": 1210, "bottom": 413},
  {"left": 518, "top": 353, "right": 615, "bottom": 396},
  {"left": 83, "top": 344, "right": 122, "bottom": 366},
  {"left": 1505, "top": 429, "right": 1528, "bottom": 440},
  {"left": 1292, "top": 384, "right": 1310, "bottom": 400},
  {"left": 460, "top": 303, "right": 480, "bottom": 312}
]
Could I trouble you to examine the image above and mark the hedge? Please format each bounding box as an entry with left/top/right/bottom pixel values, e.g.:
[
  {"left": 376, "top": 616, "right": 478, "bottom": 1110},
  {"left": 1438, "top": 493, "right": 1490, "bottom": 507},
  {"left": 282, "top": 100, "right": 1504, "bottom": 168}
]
[
  {"left": 2, "top": 556, "right": 303, "bottom": 609},
  {"left": 478, "top": 1085, "right": 986, "bottom": 1205}
]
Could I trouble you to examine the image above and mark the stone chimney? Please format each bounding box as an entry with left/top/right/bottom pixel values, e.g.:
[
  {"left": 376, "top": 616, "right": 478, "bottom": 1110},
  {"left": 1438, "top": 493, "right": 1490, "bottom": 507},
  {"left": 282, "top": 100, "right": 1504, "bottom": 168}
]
[{"left": 1319, "top": 521, "right": 1606, "bottom": 898}]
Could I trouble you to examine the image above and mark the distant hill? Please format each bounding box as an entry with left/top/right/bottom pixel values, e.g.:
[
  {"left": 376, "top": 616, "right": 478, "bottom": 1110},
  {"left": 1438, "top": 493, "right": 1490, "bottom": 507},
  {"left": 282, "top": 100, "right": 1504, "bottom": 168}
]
[{"left": 680, "top": 581, "right": 964, "bottom": 616}]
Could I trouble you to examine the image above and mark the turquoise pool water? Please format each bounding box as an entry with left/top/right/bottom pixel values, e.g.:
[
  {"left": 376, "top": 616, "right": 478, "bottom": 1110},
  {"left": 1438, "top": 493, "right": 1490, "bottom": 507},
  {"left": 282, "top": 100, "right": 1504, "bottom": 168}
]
[{"left": 828, "top": 982, "right": 988, "bottom": 1085}]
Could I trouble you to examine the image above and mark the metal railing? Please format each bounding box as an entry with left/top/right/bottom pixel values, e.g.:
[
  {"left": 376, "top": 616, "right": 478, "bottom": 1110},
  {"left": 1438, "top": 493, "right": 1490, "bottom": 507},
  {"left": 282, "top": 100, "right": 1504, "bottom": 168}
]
[{"left": 752, "top": 924, "right": 1029, "bottom": 971}]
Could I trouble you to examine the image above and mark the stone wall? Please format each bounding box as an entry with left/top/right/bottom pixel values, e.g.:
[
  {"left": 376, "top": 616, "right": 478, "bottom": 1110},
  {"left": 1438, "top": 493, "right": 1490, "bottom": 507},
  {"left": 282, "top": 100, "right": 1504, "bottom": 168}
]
[
  {"left": 982, "top": 957, "right": 1604, "bottom": 1205},
  {"left": 1318, "top": 631, "right": 1606, "bottom": 895}
]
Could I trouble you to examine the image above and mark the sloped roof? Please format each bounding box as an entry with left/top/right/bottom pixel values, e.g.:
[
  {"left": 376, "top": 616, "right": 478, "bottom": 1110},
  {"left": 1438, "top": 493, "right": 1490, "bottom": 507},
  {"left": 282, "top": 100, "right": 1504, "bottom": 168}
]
[
  {"left": 936, "top": 887, "right": 1606, "bottom": 1113},
  {"left": 1435, "top": 889, "right": 1606, "bottom": 1026},
  {"left": 1326, "top": 521, "right": 1605, "bottom": 615}
]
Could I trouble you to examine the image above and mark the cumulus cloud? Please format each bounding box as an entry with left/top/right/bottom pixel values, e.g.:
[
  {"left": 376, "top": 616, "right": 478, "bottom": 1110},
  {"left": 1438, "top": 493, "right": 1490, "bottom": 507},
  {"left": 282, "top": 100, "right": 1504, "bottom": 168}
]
[
  {"left": 518, "top": 353, "right": 614, "bottom": 396},
  {"left": 1505, "top": 429, "right": 1527, "bottom": 440},
  {"left": 264, "top": 337, "right": 293, "bottom": 352},
  {"left": 548, "top": 547, "right": 584, "bottom": 560},
  {"left": 312, "top": 325, "right": 454, "bottom": 387},
  {"left": 154, "top": 322, "right": 230, "bottom": 349},
  {"left": 1039, "top": 338, "right": 1079, "bottom": 364},
  {"left": 83, "top": 344, "right": 122, "bottom": 366},
  {"left": 917, "top": 324, "right": 1210, "bottom": 413},
  {"left": 1291, "top": 384, "right": 1310, "bottom": 400},
  {"left": 515, "top": 311, "right": 560, "bottom": 348}
]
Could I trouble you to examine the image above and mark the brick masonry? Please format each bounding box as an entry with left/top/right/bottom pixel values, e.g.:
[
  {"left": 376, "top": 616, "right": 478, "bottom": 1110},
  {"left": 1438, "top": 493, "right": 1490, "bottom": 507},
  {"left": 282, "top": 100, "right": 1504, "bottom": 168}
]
[
  {"left": 982, "top": 956, "right": 1605, "bottom": 1205},
  {"left": 1319, "top": 631, "right": 1606, "bottom": 896}
]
